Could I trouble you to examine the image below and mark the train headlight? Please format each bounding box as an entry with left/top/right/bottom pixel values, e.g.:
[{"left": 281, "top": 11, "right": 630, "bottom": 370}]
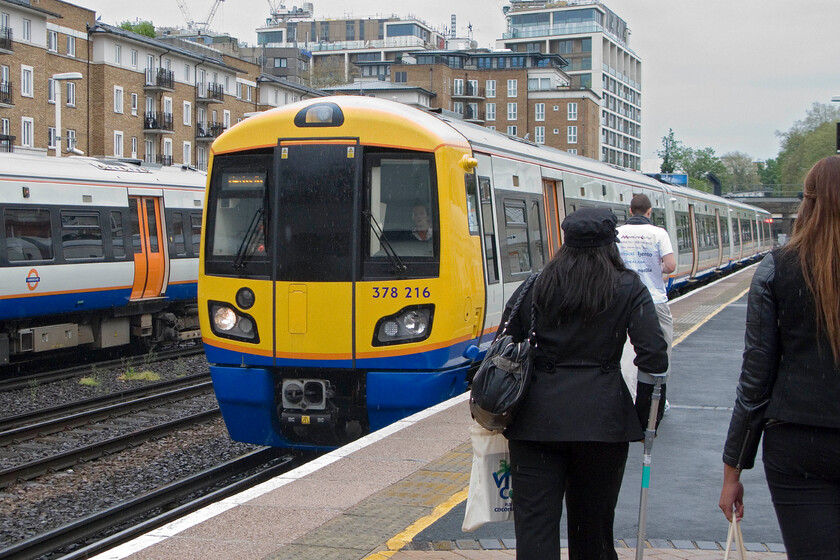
[
  {"left": 373, "top": 305, "right": 434, "bottom": 346},
  {"left": 208, "top": 302, "right": 260, "bottom": 343},
  {"left": 214, "top": 306, "right": 237, "bottom": 331},
  {"left": 402, "top": 310, "right": 427, "bottom": 336}
]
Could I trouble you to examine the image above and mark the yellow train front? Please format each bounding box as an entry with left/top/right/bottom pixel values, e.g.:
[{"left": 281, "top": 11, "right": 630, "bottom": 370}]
[{"left": 199, "top": 97, "right": 485, "bottom": 448}]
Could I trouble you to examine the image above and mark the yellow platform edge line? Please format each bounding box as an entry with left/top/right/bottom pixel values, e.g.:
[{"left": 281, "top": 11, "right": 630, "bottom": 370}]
[
  {"left": 672, "top": 287, "right": 749, "bottom": 349},
  {"left": 362, "top": 487, "right": 470, "bottom": 560}
]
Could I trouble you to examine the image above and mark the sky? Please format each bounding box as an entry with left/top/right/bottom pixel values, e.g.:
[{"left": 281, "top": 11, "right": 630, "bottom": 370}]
[{"left": 80, "top": 0, "right": 840, "bottom": 170}]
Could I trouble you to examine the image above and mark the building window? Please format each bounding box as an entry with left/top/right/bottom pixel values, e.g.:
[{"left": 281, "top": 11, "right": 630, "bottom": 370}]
[
  {"left": 507, "top": 79, "right": 517, "bottom": 97},
  {"left": 131, "top": 136, "right": 138, "bottom": 158},
  {"left": 67, "top": 36, "right": 76, "bottom": 57},
  {"left": 246, "top": 85, "right": 252, "bottom": 102},
  {"left": 114, "top": 44, "right": 121, "bottom": 65},
  {"left": 114, "top": 86, "right": 124, "bottom": 113},
  {"left": 48, "top": 78, "right": 56, "bottom": 103},
  {"left": 223, "top": 110, "right": 230, "bottom": 129},
  {"left": 535, "top": 126, "right": 545, "bottom": 144},
  {"left": 453, "top": 101, "right": 463, "bottom": 115},
  {"left": 184, "top": 64, "right": 190, "bottom": 81},
  {"left": 486, "top": 80, "right": 496, "bottom": 98},
  {"left": 535, "top": 103, "right": 545, "bottom": 121},
  {"left": 66, "top": 82, "right": 76, "bottom": 106},
  {"left": 131, "top": 49, "right": 137, "bottom": 68},
  {"left": 274, "top": 58, "right": 287, "bottom": 68},
  {"left": 486, "top": 103, "right": 496, "bottom": 121},
  {"left": 21, "top": 66, "right": 33, "bottom": 97},
  {"left": 114, "top": 131, "right": 123, "bottom": 157},
  {"left": 1, "top": 118, "right": 9, "bottom": 135},
  {"left": 568, "top": 102, "right": 578, "bottom": 121},
  {"left": 48, "top": 127, "right": 57, "bottom": 148},
  {"left": 395, "top": 71, "right": 407, "bottom": 83},
  {"left": 507, "top": 125, "right": 517, "bottom": 136},
  {"left": 507, "top": 102, "right": 517, "bottom": 120},
  {"left": 183, "top": 100, "right": 191, "bottom": 125},
  {"left": 567, "top": 125, "right": 578, "bottom": 144},
  {"left": 183, "top": 141, "right": 191, "bottom": 165},
  {"left": 236, "top": 82, "right": 242, "bottom": 99},
  {"left": 22, "top": 19, "right": 31, "bottom": 42},
  {"left": 568, "top": 149, "right": 578, "bottom": 155},
  {"left": 453, "top": 79, "right": 464, "bottom": 96},
  {"left": 67, "top": 129, "right": 76, "bottom": 150},
  {"left": 47, "top": 30, "right": 58, "bottom": 52},
  {"left": 131, "top": 93, "right": 138, "bottom": 116},
  {"left": 21, "top": 117, "right": 33, "bottom": 147}
]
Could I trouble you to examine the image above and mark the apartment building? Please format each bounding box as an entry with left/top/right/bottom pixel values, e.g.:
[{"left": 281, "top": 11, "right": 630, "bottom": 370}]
[
  {"left": 501, "top": 0, "right": 642, "bottom": 170},
  {"left": 254, "top": 3, "right": 446, "bottom": 86},
  {"left": 0, "top": 0, "right": 323, "bottom": 169},
  {"left": 326, "top": 49, "right": 600, "bottom": 159}
]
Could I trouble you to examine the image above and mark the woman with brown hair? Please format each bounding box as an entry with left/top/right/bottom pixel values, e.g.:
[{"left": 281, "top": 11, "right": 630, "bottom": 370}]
[{"left": 720, "top": 155, "right": 840, "bottom": 558}]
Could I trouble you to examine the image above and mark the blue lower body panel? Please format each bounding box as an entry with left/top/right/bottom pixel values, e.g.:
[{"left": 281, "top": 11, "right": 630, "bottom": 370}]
[
  {"left": 366, "top": 369, "right": 469, "bottom": 431},
  {"left": 210, "top": 364, "right": 469, "bottom": 449},
  {"left": 210, "top": 366, "right": 290, "bottom": 448}
]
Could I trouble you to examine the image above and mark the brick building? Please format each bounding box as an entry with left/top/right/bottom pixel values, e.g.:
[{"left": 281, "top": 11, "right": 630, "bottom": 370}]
[{"left": 0, "top": 0, "right": 323, "bottom": 168}]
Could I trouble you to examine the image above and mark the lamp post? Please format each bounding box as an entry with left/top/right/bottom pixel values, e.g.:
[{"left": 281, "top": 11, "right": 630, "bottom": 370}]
[
  {"left": 51, "top": 72, "right": 82, "bottom": 157},
  {"left": 832, "top": 96, "right": 840, "bottom": 154}
]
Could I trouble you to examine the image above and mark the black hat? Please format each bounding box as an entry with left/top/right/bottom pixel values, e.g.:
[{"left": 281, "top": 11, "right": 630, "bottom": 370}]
[{"left": 562, "top": 207, "right": 620, "bottom": 248}]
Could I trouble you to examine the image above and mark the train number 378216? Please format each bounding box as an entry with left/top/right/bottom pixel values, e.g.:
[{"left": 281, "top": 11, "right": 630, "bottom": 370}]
[{"left": 372, "top": 287, "right": 431, "bottom": 299}]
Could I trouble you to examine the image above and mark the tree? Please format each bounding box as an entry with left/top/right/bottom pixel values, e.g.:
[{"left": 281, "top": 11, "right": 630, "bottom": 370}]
[
  {"left": 720, "top": 151, "right": 760, "bottom": 193},
  {"left": 309, "top": 56, "right": 349, "bottom": 88},
  {"left": 757, "top": 158, "right": 780, "bottom": 191},
  {"left": 657, "top": 128, "right": 683, "bottom": 174},
  {"left": 776, "top": 102, "right": 840, "bottom": 188},
  {"left": 678, "top": 147, "right": 727, "bottom": 192},
  {"left": 120, "top": 20, "right": 156, "bottom": 38}
]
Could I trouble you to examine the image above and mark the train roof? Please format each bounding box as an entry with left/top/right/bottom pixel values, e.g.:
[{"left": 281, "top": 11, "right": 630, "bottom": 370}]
[{"left": 0, "top": 153, "right": 206, "bottom": 190}]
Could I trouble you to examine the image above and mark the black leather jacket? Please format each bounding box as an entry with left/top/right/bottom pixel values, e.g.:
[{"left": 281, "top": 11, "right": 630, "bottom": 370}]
[{"left": 723, "top": 250, "right": 840, "bottom": 469}]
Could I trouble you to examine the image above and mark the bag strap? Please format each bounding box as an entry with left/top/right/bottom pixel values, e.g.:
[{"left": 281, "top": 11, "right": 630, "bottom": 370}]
[{"left": 499, "top": 273, "right": 540, "bottom": 344}]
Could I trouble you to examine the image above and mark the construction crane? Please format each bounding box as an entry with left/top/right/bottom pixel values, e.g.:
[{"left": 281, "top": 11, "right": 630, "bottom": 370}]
[{"left": 176, "top": 0, "right": 225, "bottom": 33}]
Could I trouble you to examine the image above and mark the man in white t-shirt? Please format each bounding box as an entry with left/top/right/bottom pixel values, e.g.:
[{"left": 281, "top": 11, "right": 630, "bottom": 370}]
[{"left": 618, "top": 193, "right": 676, "bottom": 402}]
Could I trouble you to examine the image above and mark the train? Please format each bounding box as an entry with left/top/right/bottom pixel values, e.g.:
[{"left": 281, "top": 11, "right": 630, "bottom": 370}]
[
  {"left": 199, "top": 96, "right": 772, "bottom": 450},
  {"left": 0, "top": 153, "right": 207, "bottom": 366}
]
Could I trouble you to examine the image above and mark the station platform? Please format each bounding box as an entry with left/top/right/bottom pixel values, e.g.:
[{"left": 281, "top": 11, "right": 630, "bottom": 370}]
[{"left": 93, "top": 264, "right": 788, "bottom": 560}]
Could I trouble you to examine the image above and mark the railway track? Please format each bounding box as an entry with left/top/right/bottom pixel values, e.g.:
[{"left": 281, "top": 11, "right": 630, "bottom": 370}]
[
  {"left": 0, "top": 345, "right": 205, "bottom": 392},
  {"left": 0, "top": 381, "right": 219, "bottom": 488},
  {"left": 0, "top": 448, "right": 311, "bottom": 560}
]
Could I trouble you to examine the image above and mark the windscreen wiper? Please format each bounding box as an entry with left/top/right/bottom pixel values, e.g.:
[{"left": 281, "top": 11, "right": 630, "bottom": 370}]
[
  {"left": 233, "top": 207, "right": 265, "bottom": 270},
  {"left": 362, "top": 210, "right": 406, "bottom": 274}
]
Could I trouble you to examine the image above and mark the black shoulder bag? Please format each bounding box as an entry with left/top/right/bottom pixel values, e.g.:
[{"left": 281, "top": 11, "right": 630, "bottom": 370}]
[{"left": 469, "top": 273, "right": 538, "bottom": 432}]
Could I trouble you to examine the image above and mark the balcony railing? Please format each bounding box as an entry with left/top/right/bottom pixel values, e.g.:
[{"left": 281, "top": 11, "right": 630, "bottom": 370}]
[
  {"left": 196, "top": 122, "right": 225, "bottom": 140},
  {"left": 143, "top": 111, "right": 174, "bottom": 132},
  {"left": 0, "top": 81, "right": 12, "bottom": 105},
  {"left": 145, "top": 68, "right": 175, "bottom": 90},
  {"left": 156, "top": 154, "right": 173, "bottom": 166},
  {"left": 464, "top": 106, "right": 484, "bottom": 122},
  {"left": 0, "top": 134, "right": 14, "bottom": 152},
  {"left": 197, "top": 82, "right": 224, "bottom": 102},
  {"left": 453, "top": 83, "right": 484, "bottom": 99},
  {"left": 0, "top": 27, "right": 12, "bottom": 52}
]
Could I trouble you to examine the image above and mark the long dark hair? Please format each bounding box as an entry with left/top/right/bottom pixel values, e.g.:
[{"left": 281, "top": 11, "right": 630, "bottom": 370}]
[
  {"left": 784, "top": 155, "right": 840, "bottom": 363},
  {"left": 533, "top": 242, "right": 627, "bottom": 325}
]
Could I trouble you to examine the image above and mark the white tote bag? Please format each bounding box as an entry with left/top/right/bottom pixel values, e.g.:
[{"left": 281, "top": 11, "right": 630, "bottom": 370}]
[{"left": 461, "top": 423, "right": 514, "bottom": 532}]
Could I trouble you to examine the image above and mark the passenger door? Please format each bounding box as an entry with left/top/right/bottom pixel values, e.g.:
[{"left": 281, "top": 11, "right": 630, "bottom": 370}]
[
  {"left": 129, "top": 196, "right": 167, "bottom": 300},
  {"left": 272, "top": 140, "right": 359, "bottom": 364}
]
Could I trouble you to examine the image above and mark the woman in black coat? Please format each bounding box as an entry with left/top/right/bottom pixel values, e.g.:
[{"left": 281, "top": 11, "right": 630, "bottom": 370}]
[
  {"left": 501, "top": 207, "right": 669, "bottom": 560},
  {"left": 719, "top": 156, "right": 840, "bottom": 558}
]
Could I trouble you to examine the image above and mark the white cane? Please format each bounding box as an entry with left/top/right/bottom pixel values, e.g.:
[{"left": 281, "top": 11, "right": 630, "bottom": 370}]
[{"left": 635, "top": 376, "right": 664, "bottom": 560}]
